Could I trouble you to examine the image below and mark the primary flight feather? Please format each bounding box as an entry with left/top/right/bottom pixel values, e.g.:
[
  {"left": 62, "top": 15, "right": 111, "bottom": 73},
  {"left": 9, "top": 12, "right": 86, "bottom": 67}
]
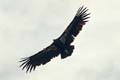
[{"left": 20, "top": 6, "right": 90, "bottom": 72}]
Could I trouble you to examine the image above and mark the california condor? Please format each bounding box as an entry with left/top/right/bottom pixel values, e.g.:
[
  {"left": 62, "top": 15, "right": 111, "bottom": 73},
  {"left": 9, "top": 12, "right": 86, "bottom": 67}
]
[{"left": 20, "top": 6, "right": 90, "bottom": 72}]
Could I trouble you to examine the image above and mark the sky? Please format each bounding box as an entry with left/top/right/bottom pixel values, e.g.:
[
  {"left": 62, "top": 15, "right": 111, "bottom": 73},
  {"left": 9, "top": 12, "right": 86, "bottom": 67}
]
[{"left": 0, "top": 0, "right": 120, "bottom": 80}]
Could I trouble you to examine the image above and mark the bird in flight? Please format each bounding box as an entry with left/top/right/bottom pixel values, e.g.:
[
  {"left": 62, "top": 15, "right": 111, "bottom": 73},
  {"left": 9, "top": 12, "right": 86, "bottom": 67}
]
[{"left": 20, "top": 6, "right": 90, "bottom": 72}]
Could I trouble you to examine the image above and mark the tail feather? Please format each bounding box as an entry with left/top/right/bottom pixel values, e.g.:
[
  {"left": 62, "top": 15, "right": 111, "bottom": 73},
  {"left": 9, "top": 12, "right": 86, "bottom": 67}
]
[{"left": 61, "top": 45, "right": 74, "bottom": 59}]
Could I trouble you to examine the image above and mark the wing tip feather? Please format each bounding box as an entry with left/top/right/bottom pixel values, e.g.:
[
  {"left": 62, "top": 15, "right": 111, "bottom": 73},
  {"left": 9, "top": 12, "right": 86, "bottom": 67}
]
[
  {"left": 75, "top": 6, "right": 90, "bottom": 21},
  {"left": 19, "top": 57, "right": 37, "bottom": 73}
]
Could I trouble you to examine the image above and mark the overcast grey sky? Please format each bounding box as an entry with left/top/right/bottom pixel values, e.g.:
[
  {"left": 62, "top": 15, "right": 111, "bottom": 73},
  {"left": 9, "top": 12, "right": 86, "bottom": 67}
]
[{"left": 0, "top": 0, "right": 120, "bottom": 80}]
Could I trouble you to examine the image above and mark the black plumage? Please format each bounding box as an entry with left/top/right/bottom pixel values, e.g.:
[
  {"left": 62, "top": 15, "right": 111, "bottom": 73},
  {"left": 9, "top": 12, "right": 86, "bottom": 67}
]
[{"left": 20, "top": 6, "right": 90, "bottom": 72}]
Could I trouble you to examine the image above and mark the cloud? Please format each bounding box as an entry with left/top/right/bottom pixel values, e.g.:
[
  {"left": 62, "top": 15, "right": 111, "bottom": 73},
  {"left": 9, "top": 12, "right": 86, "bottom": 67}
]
[{"left": 0, "top": 0, "right": 120, "bottom": 80}]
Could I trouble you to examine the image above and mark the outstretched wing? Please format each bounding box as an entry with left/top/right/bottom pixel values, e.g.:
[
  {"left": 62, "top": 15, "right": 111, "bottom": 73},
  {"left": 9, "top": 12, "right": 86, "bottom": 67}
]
[
  {"left": 20, "top": 43, "right": 60, "bottom": 72},
  {"left": 59, "top": 6, "right": 90, "bottom": 45}
]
